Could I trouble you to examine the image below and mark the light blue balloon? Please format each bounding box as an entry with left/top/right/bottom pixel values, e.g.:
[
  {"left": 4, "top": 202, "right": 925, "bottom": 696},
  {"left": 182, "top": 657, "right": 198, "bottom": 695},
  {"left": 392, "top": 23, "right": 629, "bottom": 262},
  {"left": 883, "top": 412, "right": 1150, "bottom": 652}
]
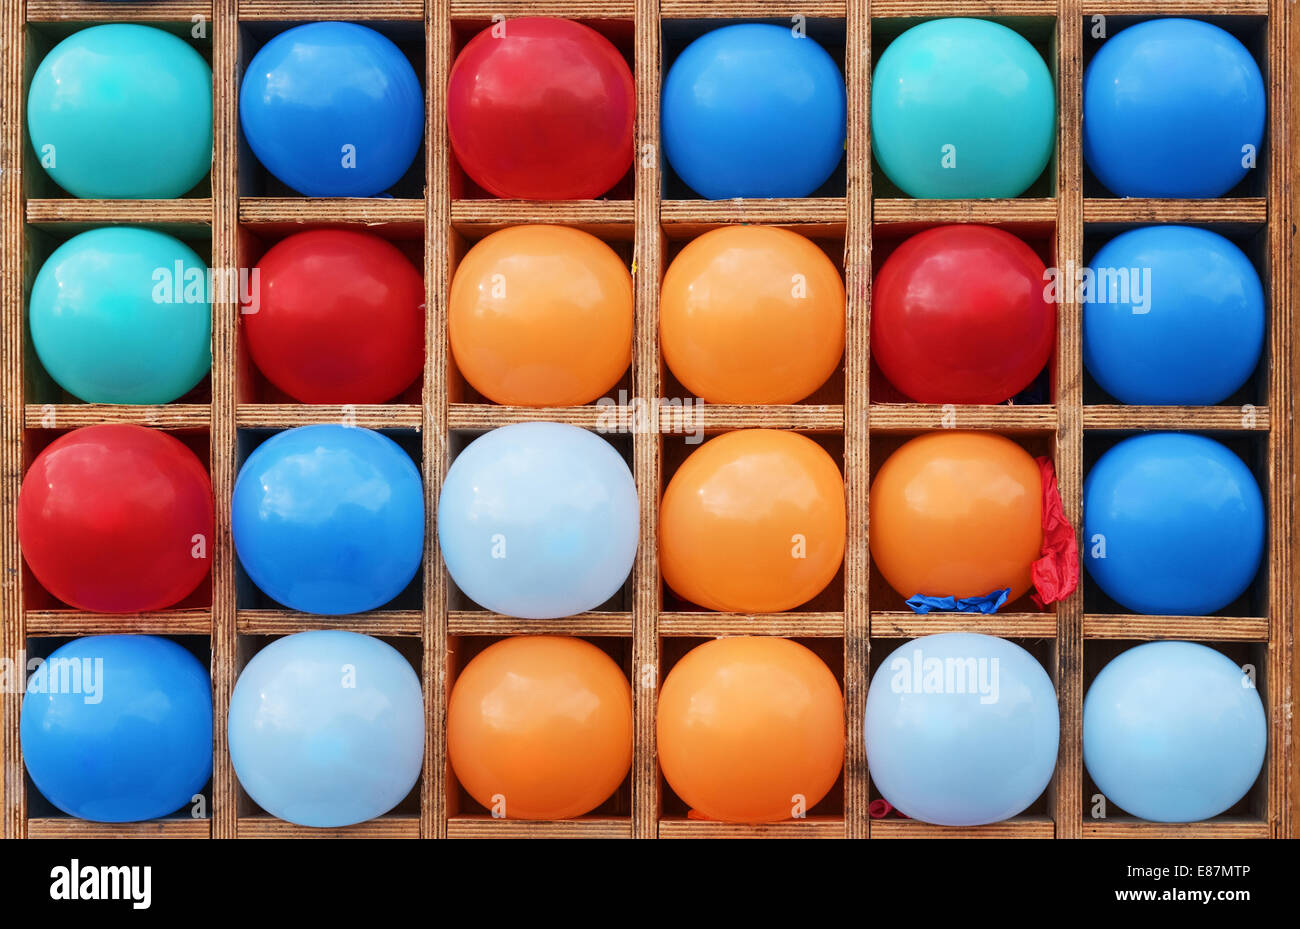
[
  {"left": 871, "top": 18, "right": 1056, "bottom": 198},
  {"left": 438, "top": 422, "right": 639, "bottom": 619},
  {"left": 29, "top": 227, "right": 212, "bottom": 404},
  {"left": 1084, "top": 641, "right": 1265, "bottom": 822},
  {"left": 232, "top": 425, "right": 425, "bottom": 615},
  {"left": 28, "top": 24, "right": 212, "bottom": 199},
  {"left": 228, "top": 630, "right": 424, "bottom": 828},
  {"left": 865, "top": 633, "right": 1059, "bottom": 825}
]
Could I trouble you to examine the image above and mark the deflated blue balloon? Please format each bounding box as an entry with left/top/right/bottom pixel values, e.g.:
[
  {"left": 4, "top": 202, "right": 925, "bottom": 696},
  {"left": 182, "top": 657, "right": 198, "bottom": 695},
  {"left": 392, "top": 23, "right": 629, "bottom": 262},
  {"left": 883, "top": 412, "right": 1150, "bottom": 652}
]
[
  {"left": 228, "top": 630, "right": 424, "bottom": 828},
  {"left": 22, "top": 635, "right": 213, "bottom": 822},
  {"left": 865, "top": 633, "right": 1059, "bottom": 826},
  {"left": 438, "top": 422, "right": 639, "bottom": 619},
  {"left": 662, "top": 24, "right": 846, "bottom": 199},
  {"left": 232, "top": 425, "right": 424, "bottom": 614},
  {"left": 1084, "top": 225, "right": 1264, "bottom": 405},
  {"left": 1083, "top": 433, "right": 1264, "bottom": 615},
  {"left": 1083, "top": 18, "right": 1265, "bottom": 197},
  {"left": 240, "top": 22, "right": 424, "bottom": 196},
  {"left": 1084, "top": 641, "right": 1265, "bottom": 822}
]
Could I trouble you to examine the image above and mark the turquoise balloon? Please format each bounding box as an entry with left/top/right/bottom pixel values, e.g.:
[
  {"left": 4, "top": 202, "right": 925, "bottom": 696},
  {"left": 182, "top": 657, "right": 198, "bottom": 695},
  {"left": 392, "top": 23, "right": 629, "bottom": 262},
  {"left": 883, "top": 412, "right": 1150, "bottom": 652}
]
[
  {"left": 29, "top": 227, "right": 212, "bottom": 404},
  {"left": 27, "top": 24, "right": 212, "bottom": 198},
  {"left": 871, "top": 18, "right": 1055, "bottom": 198}
]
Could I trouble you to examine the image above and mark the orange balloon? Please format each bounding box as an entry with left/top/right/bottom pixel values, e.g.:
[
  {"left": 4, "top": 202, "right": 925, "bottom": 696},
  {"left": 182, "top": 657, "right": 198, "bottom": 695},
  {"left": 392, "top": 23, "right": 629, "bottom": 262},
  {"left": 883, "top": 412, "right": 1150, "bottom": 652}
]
[
  {"left": 447, "top": 636, "right": 633, "bottom": 820},
  {"left": 660, "top": 226, "right": 845, "bottom": 403},
  {"left": 660, "top": 429, "right": 846, "bottom": 613},
  {"left": 657, "top": 637, "right": 844, "bottom": 823},
  {"left": 870, "top": 431, "right": 1043, "bottom": 601},
  {"left": 448, "top": 224, "right": 633, "bottom": 406}
]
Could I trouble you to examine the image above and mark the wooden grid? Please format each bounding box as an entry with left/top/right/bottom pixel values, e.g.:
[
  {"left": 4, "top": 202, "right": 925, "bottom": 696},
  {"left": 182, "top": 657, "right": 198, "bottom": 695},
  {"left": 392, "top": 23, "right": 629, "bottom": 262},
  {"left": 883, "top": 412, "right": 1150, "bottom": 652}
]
[{"left": 0, "top": 0, "right": 1293, "bottom": 839}]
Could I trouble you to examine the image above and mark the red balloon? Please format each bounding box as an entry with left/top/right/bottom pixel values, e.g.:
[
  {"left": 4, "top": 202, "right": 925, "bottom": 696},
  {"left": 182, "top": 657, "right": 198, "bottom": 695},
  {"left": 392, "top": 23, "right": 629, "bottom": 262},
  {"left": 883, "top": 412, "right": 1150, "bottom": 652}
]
[
  {"left": 871, "top": 225, "right": 1054, "bottom": 404},
  {"left": 243, "top": 229, "right": 424, "bottom": 403},
  {"left": 18, "top": 425, "right": 214, "bottom": 612},
  {"left": 447, "top": 18, "right": 635, "bottom": 199}
]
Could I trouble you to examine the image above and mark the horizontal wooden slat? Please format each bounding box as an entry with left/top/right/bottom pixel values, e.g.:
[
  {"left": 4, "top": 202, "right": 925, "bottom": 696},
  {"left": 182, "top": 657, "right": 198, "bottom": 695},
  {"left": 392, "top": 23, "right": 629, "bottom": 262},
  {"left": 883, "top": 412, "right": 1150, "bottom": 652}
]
[
  {"left": 450, "top": 0, "right": 634, "bottom": 16},
  {"left": 449, "top": 404, "right": 615, "bottom": 431},
  {"left": 449, "top": 403, "right": 843, "bottom": 433},
  {"left": 870, "top": 612, "right": 1057, "bottom": 639},
  {"left": 872, "top": 0, "right": 1057, "bottom": 15},
  {"left": 27, "top": 818, "right": 211, "bottom": 838},
  {"left": 447, "top": 817, "right": 632, "bottom": 838},
  {"left": 1083, "top": 817, "right": 1271, "bottom": 839},
  {"left": 870, "top": 404, "right": 1057, "bottom": 433},
  {"left": 1083, "top": 1, "right": 1267, "bottom": 15},
  {"left": 236, "top": 610, "right": 423, "bottom": 637},
  {"left": 26, "top": 199, "right": 212, "bottom": 226},
  {"left": 662, "top": 0, "right": 846, "bottom": 16},
  {"left": 26, "top": 610, "right": 212, "bottom": 637},
  {"left": 1083, "top": 615, "right": 1270, "bottom": 642},
  {"left": 660, "top": 198, "right": 846, "bottom": 230},
  {"left": 240, "top": 0, "right": 424, "bottom": 19},
  {"left": 452, "top": 199, "right": 634, "bottom": 231},
  {"left": 25, "top": 404, "right": 210, "bottom": 430},
  {"left": 1083, "top": 405, "right": 1270, "bottom": 432},
  {"left": 871, "top": 815, "right": 1055, "bottom": 838},
  {"left": 237, "top": 815, "right": 420, "bottom": 838},
  {"left": 659, "top": 817, "right": 844, "bottom": 838},
  {"left": 239, "top": 198, "right": 425, "bottom": 226},
  {"left": 448, "top": 611, "right": 633, "bottom": 636},
  {"left": 658, "top": 612, "right": 844, "bottom": 637},
  {"left": 874, "top": 198, "right": 1056, "bottom": 226},
  {"left": 1083, "top": 198, "right": 1267, "bottom": 225},
  {"left": 27, "top": 1, "right": 211, "bottom": 22},
  {"left": 235, "top": 404, "right": 422, "bottom": 430}
]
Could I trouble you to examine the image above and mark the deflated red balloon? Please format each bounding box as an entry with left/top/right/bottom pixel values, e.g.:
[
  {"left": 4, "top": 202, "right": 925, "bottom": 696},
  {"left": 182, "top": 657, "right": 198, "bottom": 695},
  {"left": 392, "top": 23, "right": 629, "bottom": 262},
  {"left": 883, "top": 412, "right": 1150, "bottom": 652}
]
[
  {"left": 447, "top": 18, "right": 635, "bottom": 199},
  {"left": 18, "top": 424, "right": 214, "bottom": 612},
  {"left": 871, "top": 225, "right": 1054, "bottom": 404}
]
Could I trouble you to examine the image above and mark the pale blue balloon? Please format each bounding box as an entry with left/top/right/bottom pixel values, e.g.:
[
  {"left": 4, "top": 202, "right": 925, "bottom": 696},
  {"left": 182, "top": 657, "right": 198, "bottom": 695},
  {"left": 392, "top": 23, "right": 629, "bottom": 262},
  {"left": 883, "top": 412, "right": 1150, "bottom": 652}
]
[
  {"left": 865, "top": 633, "right": 1059, "bottom": 825},
  {"left": 437, "top": 422, "right": 639, "bottom": 619},
  {"left": 1083, "top": 641, "right": 1265, "bottom": 822},
  {"left": 227, "top": 630, "right": 424, "bottom": 828}
]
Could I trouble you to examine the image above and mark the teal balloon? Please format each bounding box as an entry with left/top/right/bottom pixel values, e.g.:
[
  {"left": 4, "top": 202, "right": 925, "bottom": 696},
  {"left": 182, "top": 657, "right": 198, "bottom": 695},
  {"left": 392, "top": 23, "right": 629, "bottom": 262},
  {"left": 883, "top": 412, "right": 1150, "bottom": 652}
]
[
  {"left": 871, "top": 18, "right": 1055, "bottom": 198},
  {"left": 29, "top": 227, "right": 212, "bottom": 404},
  {"left": 27, "top": 24, "right": 212, "bottom": 198}
]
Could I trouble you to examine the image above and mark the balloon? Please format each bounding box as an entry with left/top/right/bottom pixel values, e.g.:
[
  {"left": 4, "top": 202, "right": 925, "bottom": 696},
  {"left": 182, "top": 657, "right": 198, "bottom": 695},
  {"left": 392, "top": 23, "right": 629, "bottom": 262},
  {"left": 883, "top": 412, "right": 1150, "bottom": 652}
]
[
  {"left": 865, "top": 633, "right": 1059, "bottom": 826},
  {"left": 243, "top": 230, "right": 424, "bottom": 403},
  {"left": 872, "top": 225, "right": 1053, "bottom": 405},
  {"left": 29, "top": 227, "right": 212, "bottom": 404},
  {"left": 870, "top": 432, "right": 1042, "bottom": 601},
  {"left": 228, "top": 630, "right": 424, "bottom": 827},
  {"left": 18, "top": 425, "right": 213, "bottom": 612},
  {"left": 1083, "top": 19, "right": 1265, "bottom": 198},
  {"left": 871, "top": 18, "right": 1055, "bottom": 198},
  {"left": 1083, "top": 433, "right": 1263, "bottom": 614},
  {"left": 22, "top": 636, "right": 212, "bottom": 822},
  {"left": 662, "top": 24, "right": 846, "bottom": 199},
  {"left": 657, "top": 637, "right": 844, "bottom": 823},
  {"left": 448, "top": 225, "right": 632, "bottom": 406},
  {"left": 660, "top": 429, "right": 845, "bottom": 613},
  {"left": 240, "top": 22, "right": 423, "bottom": 196},
  {"left": 1084, "top": 642, "right": 1265, "bottom": 822},
  {"left": 231, "top": 425, "right": 424, "bottom": 614},
  {"left": 1083, "top": 225, "right": 1264, "bottom": 405},
  {"left": 659, "top": 226, "right": 845, "bottom": 404},
  {"left": 448, "top": 636, "right": 633, "bottom": 820},
  {"left": 448, "top": 18, "right": 634, "bottom": 199},
  {"left": 438, "top": 423, "right": 638, "bottom": 618},
  {"left": 27, "top": 24, "right": 211, "bottom": 198}
]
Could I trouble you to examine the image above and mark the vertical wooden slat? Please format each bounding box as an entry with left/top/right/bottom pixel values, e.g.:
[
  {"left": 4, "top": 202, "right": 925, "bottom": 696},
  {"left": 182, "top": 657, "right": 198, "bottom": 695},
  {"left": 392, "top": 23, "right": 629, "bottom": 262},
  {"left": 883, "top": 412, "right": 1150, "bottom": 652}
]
[
  {"left": 1291, "top": 0, "right": 1300, "bottom": 841},
  {"left": 0, "top": 0, "right": 25, "bottom": 841},
  {"left": 632, "top": 0, "right": 663, "bottom": 839},
  {"left": 1053, "top": 0, "right": 1084, "bottom": 841},
  {"left": 843, "top": 0, "right": 871, "bottom": 840},
  {"left": 210, "top": 0, "right": 240, "bottom": 840},
  {"left": 425, "top": 0, "right": 451, "bottom": 839}
]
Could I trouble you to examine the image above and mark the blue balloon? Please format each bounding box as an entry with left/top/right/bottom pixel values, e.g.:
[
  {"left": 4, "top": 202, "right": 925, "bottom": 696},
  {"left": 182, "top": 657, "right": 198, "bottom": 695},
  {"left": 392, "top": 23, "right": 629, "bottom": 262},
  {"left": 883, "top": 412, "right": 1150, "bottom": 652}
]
[
  {"left": 228, "top": 631, "right": 424, "bottom": 827},
  {"left": 662, "top": 24, "right": 846, "bottom": 199},
  {"left": 1084, "top": 225, "right": 1264, "bottom": 405},
  {"left": 1084, "top": 433, "right": 1264, "bottom": 615},
  {"left": 232, "top": 425, "right": 424, "bottom": 614},
  {"left": 1084, "top": 641, "right": 1265, "bottom": 822},
  {"left": 865, "top": 633, "right": 1059, "bottom": 826},
  {"left": 239, "top": 22, "right": 423, "bottom": 196},
  {"left": 22, "top": 635, "right": 212, "bottom": 822},
  {"left": 438, "top": 422, "right": 639, "bottom": 619},
  {"left": 1083, "top": 18, "right": 1265, "bottom": 197}
]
